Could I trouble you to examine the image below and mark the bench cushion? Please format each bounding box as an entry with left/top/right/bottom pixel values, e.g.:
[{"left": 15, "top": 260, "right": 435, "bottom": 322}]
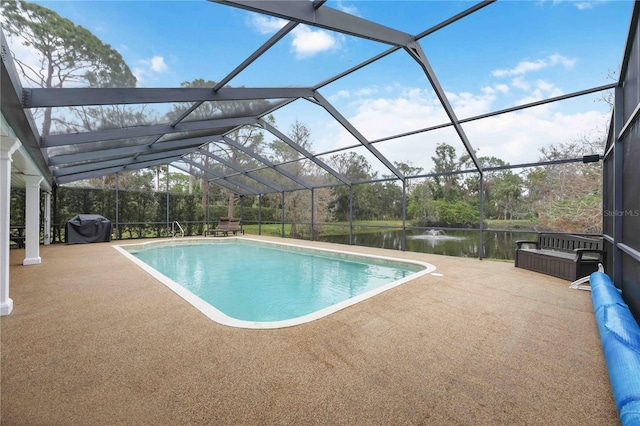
[
  {"left": 520, "top": 248, "right": 602, "bottom": 261},
  {"left": 518, "top": 248, "right": 576, "bottom": 260}
]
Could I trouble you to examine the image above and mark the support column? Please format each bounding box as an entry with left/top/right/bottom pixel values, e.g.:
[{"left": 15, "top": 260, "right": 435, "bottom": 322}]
[
  {"left": 43, "top": 191, "right": 51, "bottom": 245},
  {"left": 206, "top": 181, "right": 210, "bottom": 226},
  {"left": 1, "top": 136, "right": 21, "bottom": 316},
  {"left": 349, "top": 185, "right": 353, "bottom": 245},
  {"left": 281, "top": 192, "right": 285, "bottom": 238},
  {"left": 23, "top": 175, "right": 43, "bottom": 266},
  {"left": 258, "top": 194, "right": 262, "bottom": 236},
  {"left": 166, "top": 166, "right": 170, "bottom": 235},
  {"left": 401, "top": 180, "right": 406, "bottom": 251},
  {"left": 52, "top": 185, "right": 58, "bottom": 243},
  {"left": 310, "top": 188, "right": 315, "bottom": 241},
  {"left": 479, "top": 173, "right": 484, "bottom": 261},
  {"left": 115, "top": 173, "right": 119, "bottom": 240}
]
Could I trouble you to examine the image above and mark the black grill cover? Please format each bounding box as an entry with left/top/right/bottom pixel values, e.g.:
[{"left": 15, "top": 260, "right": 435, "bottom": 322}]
[{"left": 65, "top": 214, "right": 112, "bottom": 244}]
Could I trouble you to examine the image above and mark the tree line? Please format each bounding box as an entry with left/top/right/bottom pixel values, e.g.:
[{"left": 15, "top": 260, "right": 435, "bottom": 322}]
[{"left": 12, "top": 133, "right": 601, "bottom": 239}]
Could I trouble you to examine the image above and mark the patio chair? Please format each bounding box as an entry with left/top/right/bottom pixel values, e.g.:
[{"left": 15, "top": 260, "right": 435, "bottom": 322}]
[
  {"left": 204, "top": 217, "right": 231, "bottom": 237},
  {"left": 226, "top": 218, "right": 244, "bottom": 236}
]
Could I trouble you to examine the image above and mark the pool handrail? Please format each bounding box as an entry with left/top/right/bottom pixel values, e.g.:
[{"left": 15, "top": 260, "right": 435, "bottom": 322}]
[{"left": 172, "top": 221, "right": 184, "bottom": 238}]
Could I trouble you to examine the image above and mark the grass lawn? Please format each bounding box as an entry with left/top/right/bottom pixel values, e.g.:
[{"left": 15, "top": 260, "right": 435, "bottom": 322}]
[
  {"left": 485, "top": 219, "right": 541, "bottom": 230},
  {"left": 242, "top": 220, "right": 405, "bottom": 238},
  {"left": 242, "top": 219, "right": 542, "bottom": 238}
]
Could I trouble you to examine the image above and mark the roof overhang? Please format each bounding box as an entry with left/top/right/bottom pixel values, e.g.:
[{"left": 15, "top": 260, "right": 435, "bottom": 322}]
[{"left": 1, "top": 31, "right": 53, "bottom": 190}]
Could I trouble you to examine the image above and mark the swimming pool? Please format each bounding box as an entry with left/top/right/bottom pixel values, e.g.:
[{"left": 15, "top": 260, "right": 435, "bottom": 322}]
[{"left": 114, "top": 238, "right": 435, "bottom": 329}]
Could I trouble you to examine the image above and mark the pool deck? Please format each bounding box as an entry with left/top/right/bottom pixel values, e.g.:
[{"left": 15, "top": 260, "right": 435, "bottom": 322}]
[{"left": 2, "top": 236, "right": 617, "bottom": 425}]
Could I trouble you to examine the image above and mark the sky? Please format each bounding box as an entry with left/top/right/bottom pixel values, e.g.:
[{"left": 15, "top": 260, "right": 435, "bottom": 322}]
[{"left": 4, "top": 0, "right": 634, "bottom": 177}]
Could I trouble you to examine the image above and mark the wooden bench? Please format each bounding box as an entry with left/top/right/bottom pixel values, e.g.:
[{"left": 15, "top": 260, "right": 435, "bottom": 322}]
[
  {"left": 203, "top": 218, "right": 244, "bottom": 237},
  {"left": 515, "top": 233, "right": 606, "bottom": 281}
]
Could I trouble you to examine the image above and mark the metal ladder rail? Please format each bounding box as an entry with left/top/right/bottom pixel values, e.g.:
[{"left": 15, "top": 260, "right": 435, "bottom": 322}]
[{"left": 172, "top": 221, "right": 184, "bottom": 238}]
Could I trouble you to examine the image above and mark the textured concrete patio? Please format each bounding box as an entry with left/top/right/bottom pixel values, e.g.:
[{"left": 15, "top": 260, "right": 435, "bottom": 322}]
[{"left": 1, "top": 236, "right": 617, "bottom": 425}]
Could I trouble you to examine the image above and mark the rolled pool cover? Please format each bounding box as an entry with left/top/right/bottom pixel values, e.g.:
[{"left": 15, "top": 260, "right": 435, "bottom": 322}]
[{"left": 590, "top": 272, "right": 640, "bottom": 425}]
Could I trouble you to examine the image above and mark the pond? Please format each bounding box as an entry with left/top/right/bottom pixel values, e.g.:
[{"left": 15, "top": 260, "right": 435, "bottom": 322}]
[{"left": 317, "top": 229, "right": 538, "bottom": 261}]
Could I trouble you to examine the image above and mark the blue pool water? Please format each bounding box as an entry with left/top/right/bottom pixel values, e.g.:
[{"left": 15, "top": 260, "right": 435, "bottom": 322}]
[{"left": 117, "top": 239, "right": 433, "bottom": 328}]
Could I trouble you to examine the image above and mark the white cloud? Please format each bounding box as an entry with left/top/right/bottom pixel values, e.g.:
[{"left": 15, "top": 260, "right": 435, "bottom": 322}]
[
  {"left": 462, "top": 109, "right": 608, "bottom": 165},
  {"left": 150, "top": 56, "right": 168, "bottom": 72},
  {"left": 575, "top": 2, "right": 597, "bottom": 10},
  {"left": 325, "top": 90, "right": 446, "bottom": 144},
  {"left": 248, "top": 15, "right": 341, "bottom": 58},
  {"left": 132, "top": 68, "right": 145, "bottom": 84},
  {"left": 492, "top": 54, "right": 576, "bottom": 77},
  {"left": 447, "top": 90, "right": 497, "bottom": 119},
  {"left": 535, "top": 79, "right": 555, "bottom": 93},
  {"left": 545, "top": 0, "right": 610, "bottom": 10},
  {"left": 567, "top": 0, "right": 610, "bottom": 10},
  {"left": 493, "top": 59, "right": 548, "bottom": 77},
  {"left": 548, "top": 53, "right": 576, "bottom": 68},
  {"left": 511, "top": 76, "right": 531, "bottom": 92},
  {"left": 250, "top": 15, "right": 287, "bottom": 34},
  {"left": 482, "top": 86, "right": 496, "bottom": 95},
  {"left": 133, "top": 55, "right": 169, "bottom": 85},
  {"left": 329, "top": 86, "right": 383, "bottom": 103},
  {"left": 336, "top": 0, "right": 360, "bottom": 16},
  {"left": 290, "top": 25, "right": 341, "bottom": 58},
  {"left": 515, "top": 79, "right": 564, "bottom": 105},
  {"left": 329, "top": 89, "right": 352, "bottom": 101},
  {"left": 355, "top": 86, "right": 380, "bottom": 97},
  {"left": 317, "top": 81, "right": 608, "bottom": 174}
]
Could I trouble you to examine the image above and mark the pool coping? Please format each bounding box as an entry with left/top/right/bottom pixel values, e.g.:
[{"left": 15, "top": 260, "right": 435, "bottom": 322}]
[{"left": 113, "top": 237, "right": 436, "bottom": 329}]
